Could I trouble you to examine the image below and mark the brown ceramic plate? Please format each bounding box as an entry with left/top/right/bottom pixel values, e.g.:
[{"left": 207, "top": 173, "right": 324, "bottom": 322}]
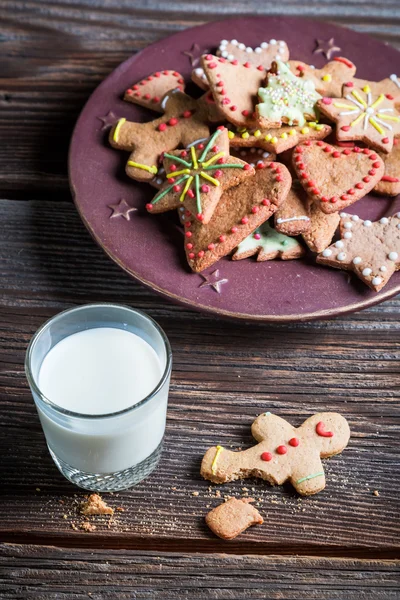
[{"left": 69, "top": 16, "right": 400, "bottom": 321}]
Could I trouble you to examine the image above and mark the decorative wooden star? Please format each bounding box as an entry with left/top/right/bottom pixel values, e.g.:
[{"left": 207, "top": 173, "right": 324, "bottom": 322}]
[
  {"left": 97, "top": 110, "right": 118, "bottom": 130},
  {"left": 199, "top": 269, "right": 228, "bottom": 293},
  {"left": 183, "top": 43, "right": 204, "bottom": 67},
  {"left": 317, "top": 84, "right": 400, "bottom": 153},
  {"left": 146, "top": 127, "right": 254, "bottom": 224},
  {"left": 314, "top": 38, "right": 341, "bottom": 60},
  {"left": 108, "top": 199, "right": 137, "bottom": 220},
  {"left": 317, "top": 212, "right": 400, "bottom": 292}
]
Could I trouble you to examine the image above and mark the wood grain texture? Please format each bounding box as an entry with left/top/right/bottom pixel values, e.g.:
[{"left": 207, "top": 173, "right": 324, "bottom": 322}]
[
  {"left": 0, "top": 1, "right": 399, "bottom": 195},
  {"left": 1, "top": 544, "right": 399, "bottom": 599},
  {"left": 1, "top": 199, "right": 399, "bottom": 556}
]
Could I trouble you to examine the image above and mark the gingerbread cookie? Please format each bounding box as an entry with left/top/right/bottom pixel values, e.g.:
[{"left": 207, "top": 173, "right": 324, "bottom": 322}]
[
  {"left": 292, "top": 141, "right": 385, "bottom": 214},
  {"left": 232, "top": 221, "right": 305, "bottom": 261},
  {"left": 347, "top": 75, "right": 400, "bottom": 110},
  {"left": 201, "top": 412, "right": 350, "bottom": 496},
  {"left": 317, "top": 85, "right": 400, "bottom": 154},
  {"left": 317, "top": 212, "right": 400, "bottom": 291},
  {"left": 123, "top": 70, "right": 186, "bottom": 112},
  {"left": 231, "top": 146, "right": 276, "bottom": 167},
  {"left": 227, "top": 122, "right": 331, "bottom": 155},
  {"left": 374, "top": 137, "right": 400, "bottom": 196},
  {"left": 205, "top": 498, "right": 263, "bottom": 540},
  {"left": 109, "top": 90, "right": 211, "bottom": 182},
  {"left": 289, "top": 57, "right": 356, "bottom": 97},
  {"left": 146, "top": 128, "right": 255, "bottom": 223},
  {"left": 274, "top": 183, "right": 311, "bottom": 236},
  {"left": 257, "top": 61, "right": 321, "bottom": 129},
  {"left": 201, "top": 54, "right": 266, "bottom": 128},
  {"left": 182, "top": 162, "right": 291, "bottom": 272},
  {"left": 302, "top": 200, "right": 340, "bottom": 253}
]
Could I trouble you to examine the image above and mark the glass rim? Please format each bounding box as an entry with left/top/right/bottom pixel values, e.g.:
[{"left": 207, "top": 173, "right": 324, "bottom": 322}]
[{"left": 25, "top": 303, "right": 172, "bottom": 420}]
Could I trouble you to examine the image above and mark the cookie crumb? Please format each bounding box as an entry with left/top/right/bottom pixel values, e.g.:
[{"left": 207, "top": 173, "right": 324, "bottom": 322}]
[
  {"left": 373, "top": 490, "right": 380, "bottom": 497},
  {"left": 81, "top": 494, "right": 114, "bottom": 516},
  {"left": 35, "top": 488, "right": 41, "bottom": 492},
  {"left": 192, "top": 491, "right": 199, "bottom": 496},
  {"left": 80, "top": 521, "right": 96, "bottom": 533}
]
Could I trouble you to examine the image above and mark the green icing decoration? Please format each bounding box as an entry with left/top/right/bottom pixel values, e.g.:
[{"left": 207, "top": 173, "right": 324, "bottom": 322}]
[
  {"left": 236, "top": 221, "right": 300, "bottom": 256},
  {"left": 257, "top": 60, "right": 321, "bottom": 127}
]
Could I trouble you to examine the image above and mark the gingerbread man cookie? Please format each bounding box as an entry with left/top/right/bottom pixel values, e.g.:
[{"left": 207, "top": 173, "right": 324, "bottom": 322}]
[
  {"left": 109, "top": 90, "right": 212, "bottom": 182},
  {"left": 201, "top": 412, "right": 350, "bottom": 496},
  {"left": 292, "top": 141, "right": 385, "bottom": 214},
  {"left": 317, "top": 84, "right": 400, "bottom": 153},
  {"left": 317, "top": 212, "right": 400, "bottom": 291},
  {"left": 289, "top": 57, "right": 356, "bottom": 98},
  {"left": 146, "top": 128, "right": 254, "bottom": 224}
]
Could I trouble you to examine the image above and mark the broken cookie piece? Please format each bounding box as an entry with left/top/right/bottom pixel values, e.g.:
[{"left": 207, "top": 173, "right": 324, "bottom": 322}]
[
  {"left": 80, "top": 493, "right": 114, "bottom": 516},
  {"left": 205, "top": 497, "right": 263, "bottom": 540}
]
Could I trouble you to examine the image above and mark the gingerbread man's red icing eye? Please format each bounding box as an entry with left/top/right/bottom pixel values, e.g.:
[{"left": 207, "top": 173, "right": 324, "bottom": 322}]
[{"left": 316, "top": 421, "right": 333, "bottom": 437}]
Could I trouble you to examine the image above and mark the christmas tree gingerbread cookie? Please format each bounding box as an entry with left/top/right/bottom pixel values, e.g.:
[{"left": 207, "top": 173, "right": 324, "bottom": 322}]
[
  {"left": 146, "top": 128, "right": 255, "bottom": 224},
  {"left": 317, "top": 84, "right": 400, "bottom": 153},
  {"left": 201, "top": 412, "right": 350, "bottom": 496},
  {"left": 317, "top": 212, "right": 400, "bottom": 292},
  {"left": 257, "top": 61, "right": 321, "bottom": 129},
  {"left": 232, "top": 221, "right": 305, "bottom": 261}
]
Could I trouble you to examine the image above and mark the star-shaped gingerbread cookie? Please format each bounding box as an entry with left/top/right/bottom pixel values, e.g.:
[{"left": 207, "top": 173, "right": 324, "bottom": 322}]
[
  {"left": 317, "top": 84, "right": 400, "bottom": 153},
  {"left": 343, "top": 75, "right": 400, "bottom": 110},
  {"left": 317, "top": 212, "right": 400, "bottom": 291},
  {"left": 146, "top": 127, "right": 254, "bottom": 224},
  {"left": 289, "top": 57, "right": 356, "bottom": 97}
]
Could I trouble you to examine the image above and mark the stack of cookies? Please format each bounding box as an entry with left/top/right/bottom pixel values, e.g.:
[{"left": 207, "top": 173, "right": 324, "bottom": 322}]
[{"left": 109, "top": 40, "right": 400, "bottom": 292}]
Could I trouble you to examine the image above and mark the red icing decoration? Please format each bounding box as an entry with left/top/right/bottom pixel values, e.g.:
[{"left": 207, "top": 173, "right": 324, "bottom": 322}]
[
  {"left": 214, "top": 169, "right": 222, "bottom": 178},
  {"left": 231, "top": 226, "right": 238, "bottom": 233},
  {"left": 289, "top": 438, "right": 299, "bottom": 447},
  {"left": 341, "top": 126, "right": 351, "bottom": 132},
  {"left": 277, "top": 445, "right": 287, "bottom": 455},
  {"left": 219, "top": 235, "right": 226, "bottom": 242},
  {"left": 251, "top": 206, "right": 259, "bottom": 213},
  {"left": 158, "top": 123, "right": 167, "bottom": 132},
  {"left": 208, "top": 243, "right": 215, "bottom": 250},
  {"left": 180, "top": 150, "right": 188, "bottom": 157},
  {"left": 243, "top": 163, "right": 251, "bottom": 170},
  {"left": 173, "top": 185, "right": 181, "bottom": 192},
  {"left": 201, "top": 184, "right": 210, "bottom": 193},
  {"left": 241, "top": 216, "right": 249, "bottom": 224},
  {"left": 186, "top": 243, "right": 193, "bottom": 249},
  {"left": 316, "top": 421, "right": 333, "bottom": 437},
  {"left": 146, "top": 203, "right": 153, "bottom": 211},
  {"left": 196, "top": 213, "right": 204, "bottom": 221},
  {"left": 382, "top": 175, "right": 400, "bottom": 182},
  {"left": 382, "top": 137, "right": 389, "bottom": 144},
  {"left": 333, "top": 57, "right": 354, "bottom": 68},
  {"left": 262, "top": 198, "right": 270, "bottom": 206},
  {"left": 332, "top": 151, "right": 340, "bottom": 158},
  {"left": 185, "top": 231, "right": 192, "bottom": 238},
  {"left": 261, "top": 452, "right": 272, "bottom": 462},
  {"left": 183, "top": 110, "right": 192, "bottom": 118},
  {"left": 187, "top": 189, "right": 195, "bottom": 198},
  {"left": 322, "top": 97, "right": 333, "bottom": 105}
]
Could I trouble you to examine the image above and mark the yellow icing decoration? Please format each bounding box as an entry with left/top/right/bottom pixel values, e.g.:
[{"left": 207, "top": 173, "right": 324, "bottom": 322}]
[
  {"left": 289, "top": 129, "right": 296, "bottom": 136},
  {"left": 350, "top": 112, "right": 365, "bottom": 127},
  {"left": 271, "top": 136, "right": 278, "bottom": 143},
  {"left": 309, "top": 122, "right": 316, "bottom": 128},
  {"left": 322, "top": 74, "right": 332, "bottom": 82},
  {"left": 167, "top": 168, "right": 190, "bottom": 179},
  {"left": 179, "top": 175, "right": 193, "bottom": 202},
  {"left": 201, "top": 151, "right": 226, "bottom": 168},
  {"left": 280, "top": 132, "right": 288, "bottom": 139},
  {"left": 368, "top": 117, "right": 384, "bottom": 134},
  {"left": 228, "top": 130, "right": 235, "bottom": 139},
  {"left": 237, "top": 127, "right": 247, "bottom": 133},
  {"left": 351, "top": 89, "right": 367, "bottom": 107},
  {"left": 376, "top": 113, "right": 400, "bottom": 122},
  {"left": 362, "top": 85, "right": 371, "bottom": 94},
  {"left": 127, "top": 161, "right": 158, "bottom": 174},
  {"left": 265, "top": 134, "right": 272, "bottom": 141},
  {"left": 315, "top": 124, "right": 324, "bottom": 131},
  {"left": 190, "top": 145, "right": 198, "bottom": 170},
  {"left": 370, "top": 94, "right": 384, "bottom": 110},
  {"left": 200, "top": 171, "right": 220, "bottom": 186},
  {"left": 113, "top": 118, "right": 126, "bottom": 143},
  {"left": 254, "top": 130, "right": 261, "bottom": 137},
  {"left": 334, "top": 103, "right": 357, "bottom": 110},
  {"left": 301, "top": 127, "right": 309, "bottom": 134},
  {"left": 211, "top": 445, "right": 224, "bottom": 475},
  {"left": 242, "top": 132, "right": 250, "bottom": 139}
]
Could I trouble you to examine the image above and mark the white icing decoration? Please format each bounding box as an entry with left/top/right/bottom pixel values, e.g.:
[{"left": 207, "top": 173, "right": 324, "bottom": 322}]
[
  {"left": 246, "top": 47, "right": 253, "bottom": 53},
  {"left": 255, "top": 47, "right": 262, "bottom": 54},
  {"left": 351, "top": 215, "right": 360, "bottom": 221},
  {"left": 262, "top": 152, "right": 270, "bottom": 158},
  {"left": 396, "top": 212, "right": 400, "bottom": 218},
  {"left": 276, "top": 216, "right": 310, "bottom": 224},
  {"left": 221, "top": 50, "right": 228, "bottom": 58},
  {"left": 390, "top": 74, "right": 400, "bottom": 88},
  {"left": 388, "top": 252, "right": 398, "bottom": 261},
  {"left": 362, "top": 268, "right": 372, "bottom": 276},
  {"left": 344, "top": 222, "right": 352, "bottom": 229},
  {"left": 238, "top": 43, "right": 246, "bottom": 50},
  {"left": 344, "top": 232, "right": 352, "bottom": 239},
  {"left": 261, "top": 42, "right": 269, "bottom": 49},
  {"left": 279, "top": 41, "right": 286, "bottom": 46},
  {"left": 380, "top": 266, "right": 387, "bottom": 272},
  {"left": 270, "top": 39, "right": 277, "bottom": 44},
  {"left": 278, "top": 47, "right": 285, "bottom": 54},
  {"left": 228, "top": 54, "right": 234, "bottom": 61},
  {"left": 353, "top": 257, "right": 362, "bottom": 265},
  {"left": 231, "top": 39, "right": 238, "bottom": 45},
  {"left": 322, "top": 249, "right": 332, "bottom": 257},
  {"left": 380, "top": 217, "right": 389, "bottom": 224},
  {"left": 186, "top": 137, "right": 208, "bottom": 148},
  {"left": 364, "top": 220, "right": 372, "bottom": 227},
  {"left": 397, "top": 224, "right": 400, "bottom": 229},
  {"left": 220, "top": 39, "right": 228, "bottom": 45},
  {"left": 160, "top": 95, "right": 170, "bottom": 110},
  {"left": 335, "top": 240, "right": 344, "bottom": 248},
  {"left": 372, "top": 276, "right": 383, "bottom": 286},
  {"left": 155, "top": 178, "right": 163, "bottom": 185},
  {"left": 338, "top": 252, "right": 346, "bottom": 261}
]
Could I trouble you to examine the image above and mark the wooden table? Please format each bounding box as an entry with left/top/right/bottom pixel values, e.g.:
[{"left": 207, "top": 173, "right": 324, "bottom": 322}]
[{"left": 1, "top": 1, "right": 399, "bottom": 597}]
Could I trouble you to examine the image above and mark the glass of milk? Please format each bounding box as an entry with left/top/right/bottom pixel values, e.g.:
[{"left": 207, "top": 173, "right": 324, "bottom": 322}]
[{"left": 25, "top": 304, "right": 172, "bottom": 492}]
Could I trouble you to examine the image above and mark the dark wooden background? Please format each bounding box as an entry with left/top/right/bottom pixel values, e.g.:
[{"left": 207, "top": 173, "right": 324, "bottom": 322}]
[{"left": 0, "top": 1, "right": 399, "bottom": 597}]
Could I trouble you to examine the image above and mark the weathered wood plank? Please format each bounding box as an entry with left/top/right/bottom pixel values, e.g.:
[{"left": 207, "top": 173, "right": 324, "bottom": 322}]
[
  {"left": 0, "top": 544, "right": 399, "bottom": 599},
  {"left": 0, "top": 199, "right": 399, "bottom": 555},
  {"left": 0, "top": 0, "right": 399, "bottom": 195}
]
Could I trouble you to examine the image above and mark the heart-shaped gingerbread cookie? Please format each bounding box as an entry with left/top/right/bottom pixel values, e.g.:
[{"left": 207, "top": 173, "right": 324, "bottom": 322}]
[{"left": 292, "top": 141, "right": 385, "bottom": 214}]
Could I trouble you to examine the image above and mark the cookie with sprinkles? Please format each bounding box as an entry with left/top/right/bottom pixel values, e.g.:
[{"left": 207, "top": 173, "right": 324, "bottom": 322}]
[
  {"left": 302, "top": 200, "right": 340, "bottom": 253},
  {"left": 257, "top": 60, "right": 321, "bottom": 129},
  {"left": 317, "top": 84, "right": 400, "bottom": 153},
  {"left": 374, "top": 137, "right": 400, "bottom": 196},
  {"left": 109, "top": 90, "right": 212, "bottom": 182},
  {"left": 273, "top": 183, "right": 311, "bottom": 236},
  {"left": 289, "top": 57, "right": 356, "bottom": 98},
  {"left": 227, "top": 121, "right": 331, "bottom": 155},
  {"left": 232, "top": 220, "right": 305, "bottom": 261},
  {"left": 292, "top": 141, "right": 385, "bottom": 214},
  {"left": 317, "top": 212, "right": 400, "bottom": 291},
  {"left": 182, "top": 162, "right": 291, "bottom": 272},
  {"left": 200, "top": 53, "right": 267, "bottom": 128},
  {"left": 147, "top": 127, "right": 255, "bottom": 224},
  {"left": 201, "top": 411, "right": 350, "bottom": 496},
  {"left": 123, "top": 70, "right": 186, "bottom": 112}
]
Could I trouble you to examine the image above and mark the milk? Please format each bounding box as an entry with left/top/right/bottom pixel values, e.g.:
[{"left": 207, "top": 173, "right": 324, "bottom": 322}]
[{"left": 35, "top": 327, "right": 169, "bottom": 474}]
